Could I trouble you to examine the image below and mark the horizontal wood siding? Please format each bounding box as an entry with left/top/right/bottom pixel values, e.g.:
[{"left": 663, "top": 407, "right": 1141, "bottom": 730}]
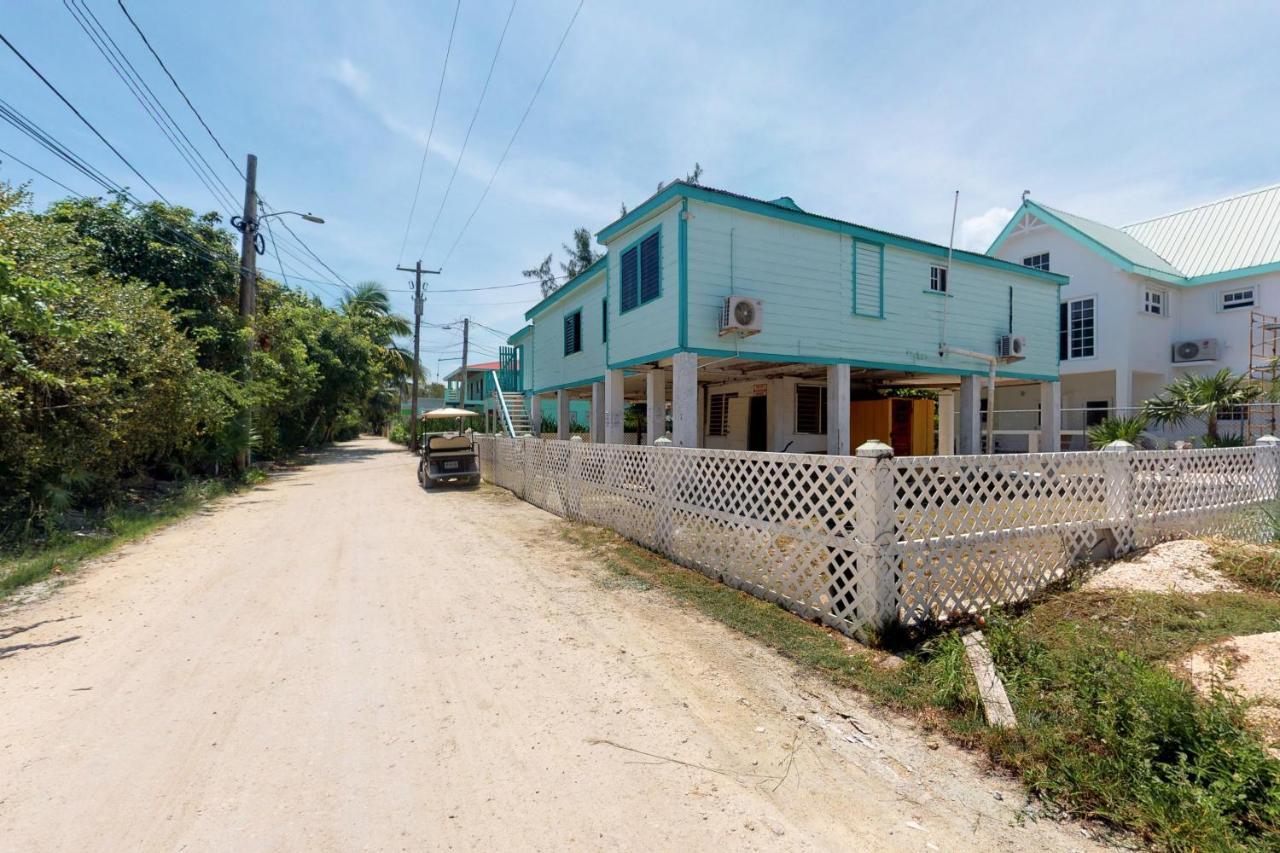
[
  {"left": 603, "top": 202, "right": 681, "bottom": 365},
  {"left": 530, "top": 271, "right": 606, "bottom": 392},
  {"left": 685, "top": 200, "right": 1059, "bottom": 378}
]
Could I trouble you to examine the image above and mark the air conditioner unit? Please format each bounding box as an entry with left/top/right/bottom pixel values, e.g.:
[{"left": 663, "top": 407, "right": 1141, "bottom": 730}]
[
  {"left": 1172, "top": 338, "right": 1219, "bottom": 363},
  {"left": 719, "top": 296, "right": 763, "bottom": 336},
  {"left": 996, "top": 333, "right": 1027, "bottom": 360}
]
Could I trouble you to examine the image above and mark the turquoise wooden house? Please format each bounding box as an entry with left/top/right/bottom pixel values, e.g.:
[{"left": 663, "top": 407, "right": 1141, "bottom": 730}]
[
  {"left": 444, "top": 359, "right": 589, "bottom": 432},
  {"left": 502, "top": 183, "right": 1068, "bottom": 454}
]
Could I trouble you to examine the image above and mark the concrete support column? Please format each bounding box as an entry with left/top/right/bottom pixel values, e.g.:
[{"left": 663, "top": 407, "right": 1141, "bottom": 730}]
[
  {"left": 556, "top": 389, "right": 570, "bottom": 440},
  {"left": 957, "top": 375, "right": 981, "bottom": 455},
  {"left": 826, "top": 363, "right": 851, "bottom": 456},
  {"left": 937, "top": 390, "right": 956, "bottom": 455},
  {"left": 590, "top": 382, "right": 605, "bottom": 443},
  {"left": 646, "top": 369, "right": 667, "bottom": 444},
  {"left": 1039, "top": 381, "right": 1061, "bottom": 454},
  {"left": 1115, "top": 368, "right": 1133, "bottom": 416},
  {"left": 527, "top": 393, "right": 541, "bottom": 436},
  {"left": 671, "top": 351, "right": 699, "bottom": 448},
  {"left": 604, "top": 369, "right": 625, "bottom": 444}
]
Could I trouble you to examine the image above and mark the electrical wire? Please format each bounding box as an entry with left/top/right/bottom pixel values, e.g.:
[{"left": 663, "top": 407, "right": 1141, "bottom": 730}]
[
  {"left": 417, "top": 0, "right": 517, "bottom": 260},
  {"left": 397, "top": 0, "right": 460, "bottom": 266},
  {"left": 437, "top": 0, "right": 584, "bottom": 268},
  {"left": 0, "top": 30, "right": 170, "bottom": 202},
  {"left": 0, "top": 144, "right": 85, "bottom": 196}
]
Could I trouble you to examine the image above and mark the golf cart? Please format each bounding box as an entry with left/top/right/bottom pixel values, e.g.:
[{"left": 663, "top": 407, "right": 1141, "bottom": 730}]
[{"left": 417, "top": 407, "right": 482, "bottom": 488}]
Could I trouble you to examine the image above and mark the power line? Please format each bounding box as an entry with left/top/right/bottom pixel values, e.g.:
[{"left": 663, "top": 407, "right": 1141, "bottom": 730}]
[
  {"left": 0, "top": 144, "right": 85, "bottom": 197},
  {"left": 417, "top": 0, "right": 517, "bottom": 260},
  {"left": 438, "top": 0, "right": 584, "bottom": 268},
  {"left": 62, "top": 0, "right": 238, "bottom": 215},
  {"left": 396, "top": 0, "right": 460, "bottom": 266},
  {"left": 115, "top": 0, "right": 244, "bottom": 181},
  {"left": 0, "top": 30, "right": 170, "bottom": 202},
  {"left": 0, "top": 96, "right": 123, "bottom": 194}
]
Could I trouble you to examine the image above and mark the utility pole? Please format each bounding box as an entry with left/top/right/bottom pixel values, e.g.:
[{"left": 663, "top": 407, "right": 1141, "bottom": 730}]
[
  {"left": 395, "top": 260, "right": 441, "bottom": 453},
  {"left": 234, "top": 153, "right": 258, "bottom": 473},
  {"left": 460, "top": 317, "right": 470, "bottom": 419}
]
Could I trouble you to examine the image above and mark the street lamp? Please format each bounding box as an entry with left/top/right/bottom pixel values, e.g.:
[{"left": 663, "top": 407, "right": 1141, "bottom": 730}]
[{"left": 258, "top": 210, "right": 325, "bottom": 225}]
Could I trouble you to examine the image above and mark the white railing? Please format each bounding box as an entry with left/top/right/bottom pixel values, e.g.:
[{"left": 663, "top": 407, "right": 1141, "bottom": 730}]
[
  {"left": 476, "top": 436, "right": 1279, "bottom": 640},
  {"left": 490, "top": 370, "right": 516, "bottom": 437}
]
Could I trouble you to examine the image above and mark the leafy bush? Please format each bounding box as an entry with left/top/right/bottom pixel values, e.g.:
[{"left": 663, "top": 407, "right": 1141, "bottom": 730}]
[{"left": 1086, "top": 415, "right": 1149, "bottom": 449}]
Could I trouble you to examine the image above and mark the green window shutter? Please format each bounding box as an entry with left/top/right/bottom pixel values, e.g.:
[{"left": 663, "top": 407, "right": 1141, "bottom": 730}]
[{"left": 620, "top": 247, "right": 639, "bottom": 311}]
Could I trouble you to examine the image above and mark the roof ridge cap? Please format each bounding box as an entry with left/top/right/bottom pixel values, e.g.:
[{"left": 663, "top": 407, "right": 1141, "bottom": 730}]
[{"left": 1122, "top": 181, "right": 1280, "bottom": 229}]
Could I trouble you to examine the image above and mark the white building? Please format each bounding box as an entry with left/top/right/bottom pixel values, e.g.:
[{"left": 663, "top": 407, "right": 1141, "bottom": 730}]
[{"left": 988, "top": 183, "right": 1280, "bottom": 448}]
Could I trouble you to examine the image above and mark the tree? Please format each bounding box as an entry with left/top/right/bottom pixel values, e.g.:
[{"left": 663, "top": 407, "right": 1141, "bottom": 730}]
[
  {"left": 560, "top": 227, "right": 600, "bottom": 280},
  {"left": 522, "top": 253, "right": 557, "bottom": 298},
  {"left": 1141, "top": 369, "right": 1262, "bottom": 443},
  {"left": 1087, "top": 415, "right": 1149, "bottom": 449}
]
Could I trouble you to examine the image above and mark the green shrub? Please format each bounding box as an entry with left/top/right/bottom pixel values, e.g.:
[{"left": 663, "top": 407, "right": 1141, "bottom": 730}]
[{"left": 1087, "top": 415, "right": 1149, "bottom": 449}]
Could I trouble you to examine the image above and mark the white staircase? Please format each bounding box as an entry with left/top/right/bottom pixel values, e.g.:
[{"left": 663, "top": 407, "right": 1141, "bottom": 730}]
[{"left": 491, "top": 370, "right": 532, "bottom": 436}]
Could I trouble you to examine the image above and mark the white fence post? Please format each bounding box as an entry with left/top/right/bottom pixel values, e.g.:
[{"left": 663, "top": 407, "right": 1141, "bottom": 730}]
[
  {"left": 1102, "top": 439, "right": 1136, "bottom": 555},
  {"left": 853, "top": 440, "right": 897, "bottom": 637},
  {"left": 652, "top": 437, "right": 675, "bottom": 552},
  {"left": 1257, "top": 435, "right": 1280, "bottom": 500}
]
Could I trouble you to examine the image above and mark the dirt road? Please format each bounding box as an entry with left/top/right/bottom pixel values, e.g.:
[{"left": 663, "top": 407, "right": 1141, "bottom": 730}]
[{"left": 0, "top": 438, "right": 1101, "bottom": 852}]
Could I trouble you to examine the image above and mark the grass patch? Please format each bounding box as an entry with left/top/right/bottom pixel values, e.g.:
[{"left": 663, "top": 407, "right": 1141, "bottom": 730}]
[
  {"left": 1213, "top": 541, "right": 1280, "bottom": 596},
  {"left": 563, "top": 523, "right": 1280, "bottom": 851},
  {"left": 0, "top": 477, "right": 248, "bottom": 596}
]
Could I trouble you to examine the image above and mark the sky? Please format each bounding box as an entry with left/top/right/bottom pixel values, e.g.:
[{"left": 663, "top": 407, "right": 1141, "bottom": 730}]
[{"left": 3, "top": 1, "right": 1278, "bottom": 378}]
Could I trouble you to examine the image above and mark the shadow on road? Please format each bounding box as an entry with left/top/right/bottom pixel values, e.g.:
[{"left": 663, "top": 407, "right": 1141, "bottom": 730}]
[{"left": 0, "top": 634, "right": 80, "bottom": 659}]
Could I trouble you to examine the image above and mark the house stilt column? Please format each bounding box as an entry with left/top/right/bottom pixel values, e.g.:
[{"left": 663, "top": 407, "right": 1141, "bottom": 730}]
[
  {"left": 590, "top": 382, "right": 604, "bottom": 443},
  {"left": 527, "top": 393, "right": 541, "bottom": 436},
  {"left": 1039, "top": 381, "right": 1061, "bottom": 453},
  {"left": 1115, "top": 368, "right": 1133, "bottom": 417},
  {"left": 604, "top": 369, "right": 625, "bottom": 444},
  {"left": 937, "top": 390, "right": 956, "bottom": 455},
  {"left": 672, "top": 352, "right": 699, "bottom": 448},
  {"left": 646, "top": 369, "right": 666, "bottom": 444},
  {"left": 957, "top": 375, "right": 981, "bottom": 454},
  {"left": 826, "top": 363, "right": 850, "bottom": 455},
  {"left": 556, "top": 389, "right": 570, "bottom": 440}
]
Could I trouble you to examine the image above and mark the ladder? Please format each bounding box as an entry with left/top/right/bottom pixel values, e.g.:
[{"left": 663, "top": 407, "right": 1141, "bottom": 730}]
[
  {"left": 1247, "top": 310, "right": 1279, "bottom": 441},
  {"left": 491, "top": 370, "right": 532, "bottom": 436}
]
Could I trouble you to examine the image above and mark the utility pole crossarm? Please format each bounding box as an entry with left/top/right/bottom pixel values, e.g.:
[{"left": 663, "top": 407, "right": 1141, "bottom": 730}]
[{"left": 395, "top": 261, "right": 442, "bottom": 453}]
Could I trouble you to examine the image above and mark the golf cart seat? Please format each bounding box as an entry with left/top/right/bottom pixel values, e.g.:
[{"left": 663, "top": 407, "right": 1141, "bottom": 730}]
[{"left": 427, "top": 434, "right": 473, "bottom": 453}]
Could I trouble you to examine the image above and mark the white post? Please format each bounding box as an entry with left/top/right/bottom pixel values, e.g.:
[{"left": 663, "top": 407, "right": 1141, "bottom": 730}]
[
  {"left": 826, "top": 363, "right": 851, "bottom": 456},
  {"left": 849, "top": 439, "right": 897, "bottom": 638},
  {"left": 1102, "top": 439, "right": 1136, "bottom": 555},
  {"left": 1039, "top": 381, "right": 1061, "bottom": 453},
  {"left": 605, "top": 369, "right": 625, "bottom": 444},
  {"left": 1257, "top": 435, "right": 1280, "bottom": 500},
  {"left": 937, "top": 390, "right": 956, "bottom": 455},
  {"left": 646, "top": 369, "right": 667, "bottom": 444},
  {"left": 672, "top": 351, "right": 699, "bottom": 448},
  {"left": 556, "top": 389, "right": 570, "bottom": 440},
  {"left": 1115, "top": 368, "right": 1133, "bottom": 415},
  {"left": 527, "top": 393, "right": 541, "bottom": 436},
  {"left": 590, "top": 382, "right": 604, "bottom": 443},
  {"left": 957, "top": 375, "right": 981, "bottom": 455}
]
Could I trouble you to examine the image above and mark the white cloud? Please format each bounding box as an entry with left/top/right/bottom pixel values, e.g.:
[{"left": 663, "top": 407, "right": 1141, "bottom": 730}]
[
  {"left": 958, "top": 207, "right": 1014, "bottom": 252},
  {"left": 332, "top": 58, "right": 371, "bottom": 99}
]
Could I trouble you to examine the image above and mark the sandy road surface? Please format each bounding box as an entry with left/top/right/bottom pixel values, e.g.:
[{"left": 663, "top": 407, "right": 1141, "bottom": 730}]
[{"left": 0, "top": 438, "right": 1102, "bottom": 852}]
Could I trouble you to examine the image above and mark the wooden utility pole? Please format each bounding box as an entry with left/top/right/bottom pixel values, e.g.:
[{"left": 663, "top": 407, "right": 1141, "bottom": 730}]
[
  {"left": 460, "top": 317, "right": 470, "bottom": 415},
  {"left": 395, "top": 260, "right": 441, "bottom": 453},
  {"left": 235, "top": 153, "right": 258, "bottom": 472}
]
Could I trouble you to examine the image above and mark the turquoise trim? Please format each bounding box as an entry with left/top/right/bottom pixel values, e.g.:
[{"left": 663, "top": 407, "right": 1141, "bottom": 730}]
[
  {"left": 851, "top": 239, "right": 886, "bottom": 318},
  {"left": 507, "top": 325, "right": 533, "bottom": 344},
  {"left": 524, "top": 257, "right": 607, "bottom": 320},
  {"left": 563, "top": 308, "right": 583, "bottom": 356},
  {"left": 609, "top": 346, "right": 685, "bottom": 370},
  {"left": 531, "top": 375, "right": 605, "bottom": 395},
  {"left": 597, "top": 182, "right": 1067, "bottom": 286},
  {"left": 922, "top": 289, "right": 952, "bottom": 297},
  {"left": 1187, "top": 261, "right": 1280, "bottom": 285},
  {"left": 678, "top": 198, "right": 688, "bottom": 348},
  {"left": 618, "top": 225, "right": 663, "bottom": 315},
  {"left": 682, "top": 347, "right": 1057, "bottom": 381}
]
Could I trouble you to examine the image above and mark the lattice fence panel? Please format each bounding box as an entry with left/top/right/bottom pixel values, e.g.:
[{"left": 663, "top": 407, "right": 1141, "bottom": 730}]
[{"left": 1130, "top": 447, "right": 1274, "bottom": 546}]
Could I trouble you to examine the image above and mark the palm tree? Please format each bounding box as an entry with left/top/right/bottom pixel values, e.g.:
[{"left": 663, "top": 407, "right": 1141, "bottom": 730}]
[
  {"left": 1141, "top": 369, "right": 1262, "bottom": 443},
  {"left": 340, "top": 281, "right": 411, "bottom": 338},
  {"left": 1087, "top": 415, "right": 1149, "bottom": 449}
]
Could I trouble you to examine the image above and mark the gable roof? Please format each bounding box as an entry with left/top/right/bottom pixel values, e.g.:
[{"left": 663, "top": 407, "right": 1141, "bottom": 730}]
[
  {"left": 444, "top": 361, "right": 500, "bottom": 382},
  {"left": 990, "top": 184, "right": 1280, "bottom": 285}
]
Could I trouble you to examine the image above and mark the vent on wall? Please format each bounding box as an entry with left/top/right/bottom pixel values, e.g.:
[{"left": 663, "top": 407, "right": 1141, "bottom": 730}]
[{"left": 1172, "top": 339, "right": 1219, "bottom": 363}]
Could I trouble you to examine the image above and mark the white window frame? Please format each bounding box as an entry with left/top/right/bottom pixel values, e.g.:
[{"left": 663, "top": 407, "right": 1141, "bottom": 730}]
[
  {"left": 929, "top": 265, "right": 947, "bottom": 293},
  {"left": 794, "top": 384, "right": 828, "bottom": 435},
  {"left": 1060, "top": 295, "right": 1097, "bottom": 361},
  {"left": 1142, "top": 288, "right": 1167, "bottom": 316},
  {"left": 1220, "top": 287, "right": 1255, "bottom": 311},
  {"left": 1022, "top": 252, "right": 1050, "bottom": 271}
]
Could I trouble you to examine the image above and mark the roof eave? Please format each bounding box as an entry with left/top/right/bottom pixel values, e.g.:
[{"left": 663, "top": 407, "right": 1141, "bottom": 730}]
[{"left": 522, "top": 257, "right": 608, "bottom": 321}]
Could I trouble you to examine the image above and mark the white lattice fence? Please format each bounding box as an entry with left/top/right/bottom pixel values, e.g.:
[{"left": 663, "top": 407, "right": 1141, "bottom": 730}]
[{"left": 476, "top": 436, "right": 1280, "bottom": 639}]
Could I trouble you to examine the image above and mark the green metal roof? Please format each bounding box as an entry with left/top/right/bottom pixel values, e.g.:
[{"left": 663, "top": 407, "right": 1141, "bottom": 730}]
[{"left": 1034, "top": 203, "right": 1182, "bottom": 276}]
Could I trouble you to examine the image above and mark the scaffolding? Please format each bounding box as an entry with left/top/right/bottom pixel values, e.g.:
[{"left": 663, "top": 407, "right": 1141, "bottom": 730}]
[{"left": 1247, "top": 310, "right": 1280, "bottom": 441}]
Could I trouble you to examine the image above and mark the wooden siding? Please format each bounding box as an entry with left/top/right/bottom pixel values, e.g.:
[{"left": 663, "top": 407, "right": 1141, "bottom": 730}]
[
  {"left": 603, "top": 201, "right": 682, "bottom": 365},
  {"left": 685, "top": 200, "right": 1059, "bottom": 378},
  {"left": 529, "top": 270, "right": 606, "bottom": 392}
]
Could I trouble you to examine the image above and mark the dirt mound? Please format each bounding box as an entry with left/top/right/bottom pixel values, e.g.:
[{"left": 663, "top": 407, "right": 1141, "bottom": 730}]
[
  {"left": 1182, "top": 632, "right": 1280, "bottom": 750},
  {"left": 1083, "top": 539, "right": 1240, "bottom": 595}
]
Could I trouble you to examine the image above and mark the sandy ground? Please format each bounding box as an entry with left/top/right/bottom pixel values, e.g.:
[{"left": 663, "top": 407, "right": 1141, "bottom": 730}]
[
  {"left": 1184, "top": 631, "right": 1280, "bottom": 751},
  {"left": 1083, "top": 539, "right": 1239, "bottom": 595},
  {"left": 0, "top": 437, "right": 1104, "bottom": 852}
]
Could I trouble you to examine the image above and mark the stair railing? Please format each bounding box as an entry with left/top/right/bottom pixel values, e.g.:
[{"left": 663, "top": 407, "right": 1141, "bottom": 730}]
[{"left": 491, "top": 370, "right": 517, "bottom": 436}]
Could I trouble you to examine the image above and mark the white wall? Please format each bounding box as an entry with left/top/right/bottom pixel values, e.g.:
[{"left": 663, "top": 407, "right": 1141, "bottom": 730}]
[{"left": 698, "top": 376, "right": 828, "bottom": 453}]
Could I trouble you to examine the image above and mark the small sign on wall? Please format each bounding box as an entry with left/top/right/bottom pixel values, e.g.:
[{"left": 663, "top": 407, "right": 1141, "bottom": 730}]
[{"left": 752, "top": 384, "right": 768, "bottom": 397}]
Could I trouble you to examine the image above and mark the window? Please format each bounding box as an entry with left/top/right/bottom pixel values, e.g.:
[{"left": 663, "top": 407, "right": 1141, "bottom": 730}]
[
  {"left": 929, "top": 265, "right": 948, "bottom": 293},
  {"left": 1218, "top": 404, "right": 1247, "bottom": 422},
  {"left": 708, "top": 392, "right": 737, "bottom": 437},
  {"left": 620, "top": 229, "right": 661, "bottom": 312},
  {"left": 1059, "top": 296, "right": 1096, "bottom": 360},
  {"left": 563, "top": 310, "right": 582, "bottom": 356},
  {"left": 795, "top": 384, "right": 828, "bottom": 435},
  {"left": 602, "top": 298, "right": 608, "bottom": 343},
  {"left": 1221, "top": 287, "right": 1255, "bottom": 311},
  {"left": 1085, "top": 400, "right": 1109, "bottom": 427},
  {"left": 1023, "top": 253, "right": 1050, "bottom": 271},
  {"left": 1143, "top": 288, "right": 1166, "bottom": 316}
]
